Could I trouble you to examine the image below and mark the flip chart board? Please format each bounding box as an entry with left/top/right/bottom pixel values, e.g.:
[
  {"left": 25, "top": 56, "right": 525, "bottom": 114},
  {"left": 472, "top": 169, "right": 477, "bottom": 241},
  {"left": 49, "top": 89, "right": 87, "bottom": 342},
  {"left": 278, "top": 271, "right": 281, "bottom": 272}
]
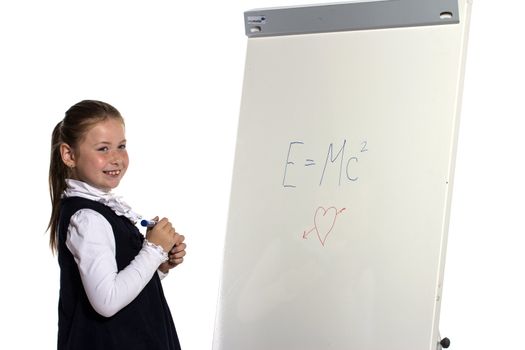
[{"left": 214, "top": 1, "right": 471, "bottom": 349}]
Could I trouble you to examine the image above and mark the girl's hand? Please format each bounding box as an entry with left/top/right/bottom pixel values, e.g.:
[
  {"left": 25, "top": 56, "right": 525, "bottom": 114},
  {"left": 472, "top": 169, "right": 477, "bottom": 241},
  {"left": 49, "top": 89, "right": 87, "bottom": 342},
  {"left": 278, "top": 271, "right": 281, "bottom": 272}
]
[
  {"left": 159, "top": 234, "right": 186, "bottom": 274},
  {"left": 145, "top": 217, "right": 178, "bottom": 253}
]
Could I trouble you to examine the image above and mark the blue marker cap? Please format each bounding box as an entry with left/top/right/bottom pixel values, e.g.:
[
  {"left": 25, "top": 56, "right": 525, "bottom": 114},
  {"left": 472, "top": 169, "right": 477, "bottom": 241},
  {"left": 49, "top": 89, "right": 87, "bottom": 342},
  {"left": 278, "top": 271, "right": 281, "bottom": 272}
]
[{"left": 140, "top": 219, "right": 157, "bottom": 228}]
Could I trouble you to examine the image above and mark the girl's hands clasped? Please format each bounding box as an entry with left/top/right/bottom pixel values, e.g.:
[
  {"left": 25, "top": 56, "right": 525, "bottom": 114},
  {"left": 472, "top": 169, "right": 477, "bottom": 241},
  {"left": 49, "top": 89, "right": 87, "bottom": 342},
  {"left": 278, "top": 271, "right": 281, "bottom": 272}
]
[
  {"left": 146, "top": 217, "right": 178, "bottom": 253},
  {"left": 145, "top": 217, "right": 187, "bottom": 273}
]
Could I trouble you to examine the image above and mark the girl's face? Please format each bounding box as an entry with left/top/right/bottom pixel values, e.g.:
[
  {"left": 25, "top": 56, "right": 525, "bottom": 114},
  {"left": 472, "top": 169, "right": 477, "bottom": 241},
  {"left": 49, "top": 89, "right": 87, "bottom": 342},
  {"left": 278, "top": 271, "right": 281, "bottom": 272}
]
[{"left": 63, "top": 118, "right": 129, "bottom": 192}]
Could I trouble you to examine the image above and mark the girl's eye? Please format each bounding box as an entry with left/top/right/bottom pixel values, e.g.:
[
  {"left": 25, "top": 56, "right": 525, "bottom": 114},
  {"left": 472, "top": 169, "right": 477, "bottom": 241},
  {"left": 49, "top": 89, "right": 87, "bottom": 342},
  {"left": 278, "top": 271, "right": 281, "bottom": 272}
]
[
  {"left": 97, "top": 146, "right": 109, "bottom": 152},
  {"left": 118, "top": 144, "right": 127, "bottom": 150}
]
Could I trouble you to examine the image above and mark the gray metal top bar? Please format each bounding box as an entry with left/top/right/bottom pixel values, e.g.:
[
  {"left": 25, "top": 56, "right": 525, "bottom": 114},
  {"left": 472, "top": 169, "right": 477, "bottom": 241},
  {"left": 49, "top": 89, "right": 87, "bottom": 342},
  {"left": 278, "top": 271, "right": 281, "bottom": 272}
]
[{"left": 244, "top": 0, "right": 459, "bottom": 37}]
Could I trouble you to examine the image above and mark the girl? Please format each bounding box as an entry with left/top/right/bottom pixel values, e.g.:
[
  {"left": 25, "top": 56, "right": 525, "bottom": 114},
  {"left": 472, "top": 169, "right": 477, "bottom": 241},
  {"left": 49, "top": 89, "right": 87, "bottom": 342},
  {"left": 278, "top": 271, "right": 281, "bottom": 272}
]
[{"left": 47, "top": 100, "right": 186, "bottom": 350}]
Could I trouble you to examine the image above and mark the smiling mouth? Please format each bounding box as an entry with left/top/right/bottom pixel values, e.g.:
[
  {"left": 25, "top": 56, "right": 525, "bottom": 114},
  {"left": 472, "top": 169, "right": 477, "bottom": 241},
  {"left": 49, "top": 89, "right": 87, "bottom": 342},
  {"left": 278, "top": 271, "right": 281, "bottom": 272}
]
[{"left": 103, "top": 170, "right": 121, "bottom": 176}]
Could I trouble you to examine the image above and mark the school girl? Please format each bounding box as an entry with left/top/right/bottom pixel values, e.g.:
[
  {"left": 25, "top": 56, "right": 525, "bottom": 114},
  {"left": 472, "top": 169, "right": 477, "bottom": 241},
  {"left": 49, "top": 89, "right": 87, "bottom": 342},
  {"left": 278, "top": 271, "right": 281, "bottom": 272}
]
[{"left": 47, "top": 100, "right": 186, "bottom": 349}]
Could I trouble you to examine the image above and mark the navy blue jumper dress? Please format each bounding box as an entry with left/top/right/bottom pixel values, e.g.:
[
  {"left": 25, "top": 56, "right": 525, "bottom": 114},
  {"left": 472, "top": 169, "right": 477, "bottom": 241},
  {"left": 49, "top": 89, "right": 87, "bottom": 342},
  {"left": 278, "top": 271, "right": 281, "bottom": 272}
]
[{"left": 57, "top": 196, "right": 181, "bottom": 350}]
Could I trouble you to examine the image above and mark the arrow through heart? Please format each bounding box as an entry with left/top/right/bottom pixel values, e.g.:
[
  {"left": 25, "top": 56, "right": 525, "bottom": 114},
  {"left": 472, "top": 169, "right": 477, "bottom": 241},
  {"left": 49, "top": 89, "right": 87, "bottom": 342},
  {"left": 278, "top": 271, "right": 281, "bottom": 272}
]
[{"left": 303, "top": 206, "right": 346, "bottom": 246}]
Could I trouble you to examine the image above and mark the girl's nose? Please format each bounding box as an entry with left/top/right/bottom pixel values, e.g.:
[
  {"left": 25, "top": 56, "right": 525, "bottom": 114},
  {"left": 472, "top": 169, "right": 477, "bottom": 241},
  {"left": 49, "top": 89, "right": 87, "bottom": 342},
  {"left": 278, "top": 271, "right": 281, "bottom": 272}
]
[{"left": 110, "top": 153, "right": 121, "bottom": 165}]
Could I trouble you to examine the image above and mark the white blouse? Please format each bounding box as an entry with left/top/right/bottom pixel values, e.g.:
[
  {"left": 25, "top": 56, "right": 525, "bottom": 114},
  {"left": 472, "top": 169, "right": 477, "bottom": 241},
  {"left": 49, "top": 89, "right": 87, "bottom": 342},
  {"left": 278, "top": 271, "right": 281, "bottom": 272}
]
[{"left": 64, "top": 179, "right": 168, "bottom": 317}]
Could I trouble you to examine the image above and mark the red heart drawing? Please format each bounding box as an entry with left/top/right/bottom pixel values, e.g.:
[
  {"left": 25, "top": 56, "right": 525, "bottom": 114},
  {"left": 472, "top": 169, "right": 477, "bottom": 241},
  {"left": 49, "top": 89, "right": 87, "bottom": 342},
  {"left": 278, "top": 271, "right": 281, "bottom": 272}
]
[{"left": 314, "top": 206, "right": 338, "bottom": 246}]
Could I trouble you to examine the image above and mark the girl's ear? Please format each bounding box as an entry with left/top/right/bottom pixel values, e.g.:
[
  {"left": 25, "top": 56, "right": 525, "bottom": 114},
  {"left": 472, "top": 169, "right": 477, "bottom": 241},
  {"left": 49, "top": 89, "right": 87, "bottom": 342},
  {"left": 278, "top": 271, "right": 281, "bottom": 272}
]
[{"left": 60, "top": 143, "right": 76, "bottom": 169}]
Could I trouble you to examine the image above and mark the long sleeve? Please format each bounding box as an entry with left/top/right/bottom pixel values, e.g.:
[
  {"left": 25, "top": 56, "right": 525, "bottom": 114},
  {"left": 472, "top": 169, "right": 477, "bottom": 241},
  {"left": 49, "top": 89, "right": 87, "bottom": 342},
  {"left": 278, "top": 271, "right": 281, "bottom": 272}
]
[{"left": 66, "top": 209, "right": 166, "bottom": 317}]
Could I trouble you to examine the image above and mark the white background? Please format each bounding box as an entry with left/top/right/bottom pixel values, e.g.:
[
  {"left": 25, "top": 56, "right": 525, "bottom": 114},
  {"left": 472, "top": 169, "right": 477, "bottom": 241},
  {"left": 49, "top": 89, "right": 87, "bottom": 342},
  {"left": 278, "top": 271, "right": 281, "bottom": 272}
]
[{"left": 0, "top": 1, "right": 522, "bottom": 349}]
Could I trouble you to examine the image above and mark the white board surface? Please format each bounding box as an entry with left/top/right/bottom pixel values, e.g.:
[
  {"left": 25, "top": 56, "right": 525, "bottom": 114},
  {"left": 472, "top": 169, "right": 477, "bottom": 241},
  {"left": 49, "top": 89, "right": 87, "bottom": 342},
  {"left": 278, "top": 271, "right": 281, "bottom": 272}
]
[{"left": 214, "top": 1, "right": 471, "bottom": 349}]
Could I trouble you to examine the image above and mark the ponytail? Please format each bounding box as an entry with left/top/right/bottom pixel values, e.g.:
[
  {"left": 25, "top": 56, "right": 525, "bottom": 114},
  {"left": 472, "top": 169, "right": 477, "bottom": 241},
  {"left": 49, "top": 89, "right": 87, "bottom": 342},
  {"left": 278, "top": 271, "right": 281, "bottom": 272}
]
[{"left": 47, "top": 121, "right": 69, "bottom": 253}]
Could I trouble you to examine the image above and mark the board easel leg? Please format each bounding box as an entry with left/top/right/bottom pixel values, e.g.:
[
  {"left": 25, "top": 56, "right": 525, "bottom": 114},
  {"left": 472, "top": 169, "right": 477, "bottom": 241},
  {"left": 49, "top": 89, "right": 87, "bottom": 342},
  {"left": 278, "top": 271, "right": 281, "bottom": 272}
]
[{"left": 438, "top": 332, "right": 451, "bottom": 349}]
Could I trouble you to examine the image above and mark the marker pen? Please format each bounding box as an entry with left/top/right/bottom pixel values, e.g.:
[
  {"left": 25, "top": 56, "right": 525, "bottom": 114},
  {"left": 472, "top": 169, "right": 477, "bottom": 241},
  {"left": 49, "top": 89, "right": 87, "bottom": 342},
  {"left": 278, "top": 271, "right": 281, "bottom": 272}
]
[{"left": 140, "top": 219, "right": 157, "bottom": 228}]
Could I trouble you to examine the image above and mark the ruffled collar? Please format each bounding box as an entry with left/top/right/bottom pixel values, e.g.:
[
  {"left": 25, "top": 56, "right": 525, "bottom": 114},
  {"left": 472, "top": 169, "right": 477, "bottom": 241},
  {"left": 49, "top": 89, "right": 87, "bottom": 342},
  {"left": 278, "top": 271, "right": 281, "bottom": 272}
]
[{"left": 64, "top": 179, "right": 142, "bottom": 223}]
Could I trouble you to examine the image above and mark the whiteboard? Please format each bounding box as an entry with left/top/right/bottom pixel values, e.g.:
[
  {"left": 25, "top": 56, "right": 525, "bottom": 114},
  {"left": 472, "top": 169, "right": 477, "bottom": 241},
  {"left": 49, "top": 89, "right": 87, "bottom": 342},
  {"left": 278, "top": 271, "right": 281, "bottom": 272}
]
[{"left": 214, "top": 1, "right": 471, "bottom": 349}]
